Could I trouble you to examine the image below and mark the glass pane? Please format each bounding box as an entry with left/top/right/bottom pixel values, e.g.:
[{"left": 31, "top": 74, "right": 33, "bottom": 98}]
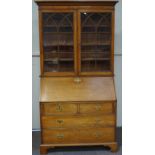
[
  {"left": 43, "top": 13, "right": 74, "bottom": 72},
  {"left": 81, "top": 12, "right": 112, "bottom": 72}
]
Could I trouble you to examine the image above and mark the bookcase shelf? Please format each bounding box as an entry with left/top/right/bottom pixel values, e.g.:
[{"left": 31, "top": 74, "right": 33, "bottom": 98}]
[{"left": 39, "top": 11, "right": 113, "bottom": 76}]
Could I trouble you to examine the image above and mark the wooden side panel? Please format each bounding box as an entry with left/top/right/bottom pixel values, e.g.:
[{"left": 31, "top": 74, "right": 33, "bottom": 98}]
[{"left": 39, "top": 10, "right": 44, "bottom": 75}]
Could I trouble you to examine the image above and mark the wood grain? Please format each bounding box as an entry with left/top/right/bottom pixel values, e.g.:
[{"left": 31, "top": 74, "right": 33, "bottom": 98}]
[
  {"left": 41, "top": 102, "right": 78, "bottom": 115},
  {"left": 41, "top": 101, "right": 114, "bottom": 115},
  {"left": 41, "top": 114, "right": 115, "bottom": 129},
  {"left": 40, "top": 77, "right": 116, "bottom": 102},
  {"left": 35, "top": 0, "right": 118, "bottom": 5},
  {"left": 39, "top": 6, "right": 114, "bottom": 10},
  {"left": 35, "top": 1, "right": 118, "bottom": 154},
  {"left": 42, "top": 127, "right": 115, "bottom": 144},
  {"left": 80, "top": 102, "right": 113, "bottom": 114}
]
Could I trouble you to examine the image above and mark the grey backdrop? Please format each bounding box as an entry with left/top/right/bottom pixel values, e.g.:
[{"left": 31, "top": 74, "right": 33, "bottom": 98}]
[{"left": 32, "top": 0, "right": 122, "bottom": 129}]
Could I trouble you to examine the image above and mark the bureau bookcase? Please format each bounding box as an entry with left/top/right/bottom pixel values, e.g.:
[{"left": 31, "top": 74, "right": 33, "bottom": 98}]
[{"left": 35, "top": 0, "right": 118, "bottom": 154}]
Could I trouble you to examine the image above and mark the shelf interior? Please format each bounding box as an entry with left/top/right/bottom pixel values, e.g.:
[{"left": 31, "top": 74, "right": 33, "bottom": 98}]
[
  {"left": 43, "top": 13, "right": 74, "bottom": 72},
  {"left": 42, "top": 12, "right": 112, "bottom": 73},
  {"left": 80, "top": 12, "right": 112, "bottom": 72}
]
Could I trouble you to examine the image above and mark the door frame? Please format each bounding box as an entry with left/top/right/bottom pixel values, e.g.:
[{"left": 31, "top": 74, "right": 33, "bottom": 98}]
[
  {"left": 39, "top": 9, "right": 78, "bottom": 77},
  {"left": 77, "top": 9, "right": 114, "bottom": 76}
]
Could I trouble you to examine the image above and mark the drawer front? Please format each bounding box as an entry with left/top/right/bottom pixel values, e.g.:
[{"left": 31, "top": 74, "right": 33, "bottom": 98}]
[
  {"left": 78, "top": 128, "right": 115, "bottom": 143},
  {"left": 42, "top": 129, "right": 78, "bottom": 144},
  {"left": 80, "top": 102, "right": 113, "bottom": 114},
  {"left": 41, "top": 103, "right": 77, "bottom": 115},
  {"left": 41, "top": 115, "right": 115, "bottom": 129},
  {"left": 42, "top": 128, "right": 115, "bottom": 144}
]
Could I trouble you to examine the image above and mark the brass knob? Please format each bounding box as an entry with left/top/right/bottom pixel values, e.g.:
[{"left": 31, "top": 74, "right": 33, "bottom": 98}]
[
  {"left": 56, "top": 103, "right": 63, "bottom": 112},
  {"left": 56, "top": 120, "right": 64, "bottom": 124},
  {"left": 94, "top": 132, "right": 102, "bottom": 138},
  {"left": 74, "top": 77, "right": 82, "bottom": 83},
  {"left": 95, "top": 104, "right": 102, "bottom": 111},
  {"left": 56, "top": 134, "right": 64, "bottom": 139}
]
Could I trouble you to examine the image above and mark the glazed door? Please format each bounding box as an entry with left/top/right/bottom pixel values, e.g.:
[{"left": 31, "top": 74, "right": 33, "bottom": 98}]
[
  {"left": 78, "top": 10, "right": 114, "bottom": 76},
  {"left": 40, "top": 11, "right": 77, "bottom": 76}
]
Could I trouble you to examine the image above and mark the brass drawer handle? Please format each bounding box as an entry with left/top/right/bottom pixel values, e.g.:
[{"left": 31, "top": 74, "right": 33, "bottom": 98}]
[
  {"left": 56, "top": 119, "right": 64, "bottom": 124},
  {"left": 74, "top": 77, "right": 82, "bottom": 83},
  {"left": 94, "top": 132, "right": 102, "bottom": 138},
  {"left": 95, "top": 104, "right": 102, "bottom": 111},
  {"left": 56, "top": 103, "right": 63, "bottom": 112},
  {"left": 56, "top": 134, "right": 64, "bottom": 139}
]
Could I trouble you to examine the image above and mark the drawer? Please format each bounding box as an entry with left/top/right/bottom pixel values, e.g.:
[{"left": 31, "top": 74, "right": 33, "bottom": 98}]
[
  {"left": 42, "top": 129, "right": 78, "bottom": 144},
  {"left": 41, "top": 115, "right": 115, "bottom": 129},
  {"left": 41, "top": 103, "right": 77, "bottom": 115},
  {"left": 42, "top": 127, "right": 115, "bottom": 144},
  {"left": 78, "top": 128, "right": 115, "bottom": 143},
  {"left": 80, "top": 102, "right": 113, "bottom": 114}
]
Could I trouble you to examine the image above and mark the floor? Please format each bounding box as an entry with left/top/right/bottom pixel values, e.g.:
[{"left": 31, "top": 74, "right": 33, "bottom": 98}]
[{"left": 32, "top": 128, "right": 122, "bottom": 155}]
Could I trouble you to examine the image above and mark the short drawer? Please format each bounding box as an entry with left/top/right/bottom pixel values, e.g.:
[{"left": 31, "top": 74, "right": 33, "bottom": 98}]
[
  {"left": 80, "top": 102, "right": 113, "bottom": 114},
  {"left": 41, "top": 115, "right": 115, "bottom": 129},
  {"left": 41, "top": 102, "right": 77, "bottom": 115},
  {"left": 42, "top": 127, "right": 115, "bottom": 144}
]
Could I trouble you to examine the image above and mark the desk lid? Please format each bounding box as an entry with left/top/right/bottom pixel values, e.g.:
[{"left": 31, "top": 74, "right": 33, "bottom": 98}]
[{"left": 40, "top": 77, "right": 116, "bottom": 102}]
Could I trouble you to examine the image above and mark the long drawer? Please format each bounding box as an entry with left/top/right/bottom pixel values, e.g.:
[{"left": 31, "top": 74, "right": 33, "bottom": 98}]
[
  {"left": 42, "top": 127, "right": 115, "bottom": 144},
  {"left": 41, "top": 115, "right": 115, "bottom": 129}
]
